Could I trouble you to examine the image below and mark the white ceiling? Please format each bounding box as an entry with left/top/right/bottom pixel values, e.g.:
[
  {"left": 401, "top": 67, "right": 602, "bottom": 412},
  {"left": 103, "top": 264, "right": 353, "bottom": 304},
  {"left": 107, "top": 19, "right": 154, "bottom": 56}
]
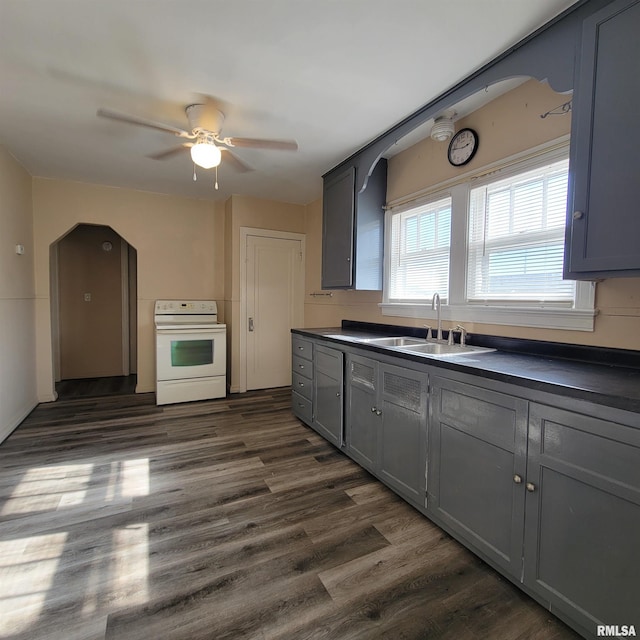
[{"left": 0, "top": 0, "right": 578, "bottom": 205}]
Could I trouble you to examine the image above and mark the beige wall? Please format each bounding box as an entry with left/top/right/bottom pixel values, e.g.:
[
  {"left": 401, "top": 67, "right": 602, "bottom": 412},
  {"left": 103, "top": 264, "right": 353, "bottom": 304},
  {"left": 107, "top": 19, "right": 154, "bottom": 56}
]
[
  {"left": 32, "top": 179, "right": 219, "bottom": 399},
  {"left": 0, "top": 146, "right": 37, "bottom": 441},
  {"left": 224, "top": 195, "right": 306, "bottom": 392},
  {"left": 304, "top": 79, "right": 640, "bottom": 351},
  {"left": 57, "top": 224, "right": 125, "bottom": 378}
]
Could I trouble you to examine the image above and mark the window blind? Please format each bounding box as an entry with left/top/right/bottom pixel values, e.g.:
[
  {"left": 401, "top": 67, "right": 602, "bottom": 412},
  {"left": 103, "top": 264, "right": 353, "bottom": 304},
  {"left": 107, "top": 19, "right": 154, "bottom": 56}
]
[
  {"left": 388, "top": 196, "right": 451, "bottom": 301},
  {"left": 466, "top": 158, "right": 574, "bottom": 305}
]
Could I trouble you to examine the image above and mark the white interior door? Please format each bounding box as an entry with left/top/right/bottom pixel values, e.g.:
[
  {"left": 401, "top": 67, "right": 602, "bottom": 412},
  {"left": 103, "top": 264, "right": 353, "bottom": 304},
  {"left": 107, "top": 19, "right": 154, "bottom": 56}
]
[{"left": 246, "top": 233, "right": 304, "bottom": 390}]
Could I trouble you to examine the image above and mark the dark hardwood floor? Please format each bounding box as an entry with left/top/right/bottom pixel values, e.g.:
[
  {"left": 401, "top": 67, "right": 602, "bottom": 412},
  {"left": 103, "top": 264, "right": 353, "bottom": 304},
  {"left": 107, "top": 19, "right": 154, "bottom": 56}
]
[
  {"left": 0, "top": 388, "right": 580, "bottom": 640},
  {"left": 55, "top": 375, "right": 137, "bottom": 400}
]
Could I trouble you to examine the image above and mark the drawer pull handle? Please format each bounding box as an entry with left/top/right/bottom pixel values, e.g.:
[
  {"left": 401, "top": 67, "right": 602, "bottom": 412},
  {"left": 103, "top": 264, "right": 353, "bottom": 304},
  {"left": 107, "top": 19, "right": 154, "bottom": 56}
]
[
  {"left": 297, "top": 346, "right": 304, "bottom": 350},
  {"left": 513, "top": 474, "right": 523, "bottom": 484},
  {"left": 572, "top": 210, "right": 584, "bottom": 220},
  {"left": 299, "top": 364, "right": 304, "bottom": 369},
  {"left": 298, "top": 382, "right": 304, "bottom": 387},
  {"left": 526, "top": 482, "right": 536, "bottom": 493}
]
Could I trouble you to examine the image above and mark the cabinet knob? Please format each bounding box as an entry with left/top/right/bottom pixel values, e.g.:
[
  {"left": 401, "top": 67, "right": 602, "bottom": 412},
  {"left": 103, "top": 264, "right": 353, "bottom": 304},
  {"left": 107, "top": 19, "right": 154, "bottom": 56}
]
[
  {"left": 371, "top": 406, "right": 377, "bottom": 413},
  {"left": 336, "top": 392, "right": 340, "bottom": 397},
  {"left": 298, "top": 382, "right": 304, "bottom": 387},
  {"left": 297, "top": 346, "right": 304, "bottom": 350},
  {"left": 298, "top": 364, "right": 304, "bottom": 369},
  {"left": 375, "top": 409, "right": 382, "bottom": 416},
  {"left": 346, "top": 257, "right": 351, "bottom": 262},
  {"left": 572, "top": 210, "right": 584, "bottom": 220},
  {"left": 526, "top": 482, "right": 536, "bottom": 492},
  {"left": 513, "top": 474, "right": 523, "bottom": 484}
]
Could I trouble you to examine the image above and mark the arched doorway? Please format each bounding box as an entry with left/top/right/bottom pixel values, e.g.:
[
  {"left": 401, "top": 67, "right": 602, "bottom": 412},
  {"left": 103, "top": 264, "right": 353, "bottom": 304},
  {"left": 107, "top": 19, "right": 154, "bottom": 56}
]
[{"left": 50, "top": 224, "right": 137, "bottom": 398}]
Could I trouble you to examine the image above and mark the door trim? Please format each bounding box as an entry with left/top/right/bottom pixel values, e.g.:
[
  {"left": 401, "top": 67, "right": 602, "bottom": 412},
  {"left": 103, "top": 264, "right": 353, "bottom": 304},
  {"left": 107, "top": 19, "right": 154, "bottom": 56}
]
[{"left": 239, "top": 227, "right": 305, "bottom": 393}]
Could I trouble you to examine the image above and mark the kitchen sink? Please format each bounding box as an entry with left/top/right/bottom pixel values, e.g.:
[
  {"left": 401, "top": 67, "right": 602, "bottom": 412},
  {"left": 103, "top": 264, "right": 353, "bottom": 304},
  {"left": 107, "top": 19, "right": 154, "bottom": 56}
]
[
  {"left": 357, "top": 336, "right": 425, "bottom": 347},
  {"left": 399, "top": 343, "right": 495, "bottom": 357}
]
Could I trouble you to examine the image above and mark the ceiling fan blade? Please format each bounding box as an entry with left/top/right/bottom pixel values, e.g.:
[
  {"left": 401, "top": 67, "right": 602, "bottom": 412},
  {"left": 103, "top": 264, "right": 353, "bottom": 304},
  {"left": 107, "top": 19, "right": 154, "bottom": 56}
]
[
  {"left": 97, "top": 108, "right": 193, "bottom": 138},
  {"left": 220, "top": 148, "right": 253, "bottom": 173},
  {"left": 227, "top": 137, "right": 298, "bottom": 151},
  {"left": 148, "top": 143, "right": 193, "bottom": 160}
]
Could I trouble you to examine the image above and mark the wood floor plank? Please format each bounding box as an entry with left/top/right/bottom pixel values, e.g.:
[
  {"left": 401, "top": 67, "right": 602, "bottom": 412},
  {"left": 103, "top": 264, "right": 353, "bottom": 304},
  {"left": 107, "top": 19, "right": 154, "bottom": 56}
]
[{"left": 0, "top": 387, "right": 581, "bottom": 640}]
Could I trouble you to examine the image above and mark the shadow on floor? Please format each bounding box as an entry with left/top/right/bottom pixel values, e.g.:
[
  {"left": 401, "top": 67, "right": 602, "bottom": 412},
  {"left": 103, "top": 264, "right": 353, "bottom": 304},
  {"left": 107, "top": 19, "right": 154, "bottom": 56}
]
[{"left": 55, "top": 375, "right": 137, "bottom": 400}]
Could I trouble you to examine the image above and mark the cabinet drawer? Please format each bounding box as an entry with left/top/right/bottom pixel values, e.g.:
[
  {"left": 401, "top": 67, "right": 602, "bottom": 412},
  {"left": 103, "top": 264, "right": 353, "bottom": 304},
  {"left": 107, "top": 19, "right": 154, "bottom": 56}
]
[
  {"left": 292, "top": 371, "right": 312, "bottom": 400},
  {"left": 292, "top": 391, "right": 312, "bottom": 424},
  {"left": 292, "top": 337, "right": 313, "bottom": 361},
  {"left": 292, "top": 354, "right": 312, "bottom": 379}
]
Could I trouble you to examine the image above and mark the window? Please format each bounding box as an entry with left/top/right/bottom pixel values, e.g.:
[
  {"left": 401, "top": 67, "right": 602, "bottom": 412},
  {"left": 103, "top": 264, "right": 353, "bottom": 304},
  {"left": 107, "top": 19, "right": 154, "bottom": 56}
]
[
  {"left": 382, "top": 142, "right": 596, "bottom": 331},
  {"left": 388, "top": 196, "right": 451, "bottom": 301},
  {"left": 467, "top": 158, "right": 572, "bottom": 305}
]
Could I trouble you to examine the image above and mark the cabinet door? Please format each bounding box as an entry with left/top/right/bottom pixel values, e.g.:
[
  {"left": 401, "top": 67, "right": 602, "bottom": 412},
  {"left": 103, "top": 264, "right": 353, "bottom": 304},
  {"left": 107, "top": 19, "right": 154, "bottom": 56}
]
[
  {"left": 566, "top": 0, "right": 640, "bottom": 277},
  {"left": 345, "top": 354, "right": 378, "bottom": 471},
  {"left": 429, "top": 377, "right": 528, "bottom": 579},
  {"left": 378, "top": 363, "right": 428, "bottom": 507},
  {"left": 322, "top": 166, "right": 355, "bottom": 288},
  {"left": 313, "top": 345, "right": 344, "bottom": 447},
  {"left": 524, "top": 403, "right": 640, "bottom": 634}
]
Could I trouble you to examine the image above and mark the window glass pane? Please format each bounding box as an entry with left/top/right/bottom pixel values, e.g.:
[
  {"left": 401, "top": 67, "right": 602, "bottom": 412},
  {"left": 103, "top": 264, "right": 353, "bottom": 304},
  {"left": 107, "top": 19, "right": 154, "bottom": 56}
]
[
  {"left": 467, "top": 158, "right": 574, "bottom": 304},
  {"left": 388, "top": 196, "right": 451, "bottom": 301},
  {"left": 171, "top": 339, "right": 213, "bottom": 367}
]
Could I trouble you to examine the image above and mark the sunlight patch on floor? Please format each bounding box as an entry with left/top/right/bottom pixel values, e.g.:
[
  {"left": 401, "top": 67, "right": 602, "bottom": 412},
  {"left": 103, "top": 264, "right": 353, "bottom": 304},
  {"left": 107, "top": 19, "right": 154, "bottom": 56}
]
[{"left": 0, "top": 533, "right": 68, "bottom": 635}]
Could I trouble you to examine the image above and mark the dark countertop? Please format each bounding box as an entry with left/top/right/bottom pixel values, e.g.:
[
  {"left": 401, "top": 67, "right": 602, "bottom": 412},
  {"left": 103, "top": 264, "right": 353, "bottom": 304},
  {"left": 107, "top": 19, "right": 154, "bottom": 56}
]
[{"left": 292, "top": 323, "right": 640, "bottom": 415}]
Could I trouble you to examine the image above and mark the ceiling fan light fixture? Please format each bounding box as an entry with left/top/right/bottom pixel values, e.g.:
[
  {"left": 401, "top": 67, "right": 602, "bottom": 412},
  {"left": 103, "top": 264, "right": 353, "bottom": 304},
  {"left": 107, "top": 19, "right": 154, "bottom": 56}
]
[{"left": 190, "top": 140, "right": 222, "bottom": 169}]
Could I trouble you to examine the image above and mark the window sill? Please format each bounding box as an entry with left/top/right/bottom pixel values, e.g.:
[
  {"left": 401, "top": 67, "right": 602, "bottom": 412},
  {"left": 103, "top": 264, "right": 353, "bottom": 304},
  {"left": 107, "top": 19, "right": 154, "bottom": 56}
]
[{"left": 379, "top": 302, "right": 597, "bottom": 331}]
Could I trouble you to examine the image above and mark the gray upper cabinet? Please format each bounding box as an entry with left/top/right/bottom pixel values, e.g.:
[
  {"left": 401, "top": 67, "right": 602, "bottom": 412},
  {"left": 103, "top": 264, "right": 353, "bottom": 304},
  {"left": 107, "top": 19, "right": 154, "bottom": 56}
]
[
  {"left": 565, "top": 0, "right": 640, "bottom": 278},
  {"left": 321, "top": 159, "right": 387, "bottom": 290}
]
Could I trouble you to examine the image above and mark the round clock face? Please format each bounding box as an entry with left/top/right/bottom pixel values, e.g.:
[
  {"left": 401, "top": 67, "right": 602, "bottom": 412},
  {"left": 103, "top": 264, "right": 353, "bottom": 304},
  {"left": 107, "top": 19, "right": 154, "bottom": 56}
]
[{"left": 447, "top": 128, "right": 479, "bottom": 167}]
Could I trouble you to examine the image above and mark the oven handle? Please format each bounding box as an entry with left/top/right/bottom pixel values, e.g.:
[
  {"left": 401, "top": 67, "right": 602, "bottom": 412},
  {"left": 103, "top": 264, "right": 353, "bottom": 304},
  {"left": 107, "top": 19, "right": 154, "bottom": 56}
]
[{"left": 156, "top": 327, "right": 223, "bottom": 335}]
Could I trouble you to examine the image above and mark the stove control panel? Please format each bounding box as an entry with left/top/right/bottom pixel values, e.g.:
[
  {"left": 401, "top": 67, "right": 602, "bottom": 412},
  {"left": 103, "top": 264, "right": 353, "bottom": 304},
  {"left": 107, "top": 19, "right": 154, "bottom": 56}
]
[{"left": 154, "top": 300, "right": 218, "bottom": 315}]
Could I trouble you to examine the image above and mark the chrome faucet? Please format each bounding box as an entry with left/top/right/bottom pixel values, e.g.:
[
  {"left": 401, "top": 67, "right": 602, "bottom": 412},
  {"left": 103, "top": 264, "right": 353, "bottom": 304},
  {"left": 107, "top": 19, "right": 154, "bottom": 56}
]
[
  {"left": 455, "top": 324, "right": 468, "bottom": 346},
  {"left": 432, "top": 292, "right": 443, "bottom": 341}
]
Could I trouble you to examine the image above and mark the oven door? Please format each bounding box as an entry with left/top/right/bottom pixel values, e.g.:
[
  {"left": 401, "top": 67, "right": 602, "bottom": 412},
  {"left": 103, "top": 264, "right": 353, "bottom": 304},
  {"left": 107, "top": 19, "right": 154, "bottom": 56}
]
[{"left": 156, "top": 327, "right": 226, "bottom": 382}]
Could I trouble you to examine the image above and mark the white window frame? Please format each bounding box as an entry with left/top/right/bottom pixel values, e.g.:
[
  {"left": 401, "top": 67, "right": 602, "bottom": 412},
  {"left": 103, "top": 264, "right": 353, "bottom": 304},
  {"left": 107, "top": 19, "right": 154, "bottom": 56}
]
[{"left": 380, "top": 137, "right": 596, "bottom": 331}]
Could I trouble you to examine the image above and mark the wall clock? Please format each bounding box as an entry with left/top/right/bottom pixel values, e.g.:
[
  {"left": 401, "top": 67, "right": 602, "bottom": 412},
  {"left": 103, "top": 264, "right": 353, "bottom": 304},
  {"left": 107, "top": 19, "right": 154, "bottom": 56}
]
[{"left": 447, "top": 128, "right": 479, "bottom": 167}]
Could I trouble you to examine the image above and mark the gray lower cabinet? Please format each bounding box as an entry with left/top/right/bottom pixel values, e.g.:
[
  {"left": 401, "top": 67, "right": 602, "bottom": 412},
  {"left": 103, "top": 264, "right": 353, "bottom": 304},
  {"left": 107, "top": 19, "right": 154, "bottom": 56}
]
[
  {"left": 291, "top": 336, "right": 313, "bottom": 425},
  {"left": 524, "top": 402, "right": 640, "bottom": 635},
  {"left": 430, "top": 372, "right": 640, "bottom": 637},
  {"left": 429, "top": 376, "right": 528, "bottom": 579},
  {"left": 345, "top": 353, "right": 378, "bottom": 471},
  {"left": 346, "top": 352, "right": 428, "bottom": 506},
  {"left": 313, "top": 345, "right": 343, "bottom": 447}
]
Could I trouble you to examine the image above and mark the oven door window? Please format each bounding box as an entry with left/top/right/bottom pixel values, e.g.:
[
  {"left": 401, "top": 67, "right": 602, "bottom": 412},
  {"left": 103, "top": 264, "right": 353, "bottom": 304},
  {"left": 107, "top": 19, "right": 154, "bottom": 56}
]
[{"left": 170, "top": 339, "right": 213, "bottom": 367}]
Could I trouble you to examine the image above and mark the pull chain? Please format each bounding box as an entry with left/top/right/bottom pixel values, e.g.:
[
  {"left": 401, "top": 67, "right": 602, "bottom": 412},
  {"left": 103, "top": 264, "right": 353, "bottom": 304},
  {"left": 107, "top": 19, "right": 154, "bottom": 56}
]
[
  {"left": 214, "top": 165, "right": 219, "bottom": 190},
  {"left": 193, "top": 164, "right": 197, "bottom": 181}
]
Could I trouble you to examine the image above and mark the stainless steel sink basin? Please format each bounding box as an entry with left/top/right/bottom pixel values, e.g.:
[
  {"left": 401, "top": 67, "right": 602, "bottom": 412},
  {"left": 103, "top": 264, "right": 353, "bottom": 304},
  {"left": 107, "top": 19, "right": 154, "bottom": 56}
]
[
  {"left": 358, "top": 336, "right": 425, "bottom": 347},
  {"left": 399, "top": 343, "right": 495, "bottom": 357}
]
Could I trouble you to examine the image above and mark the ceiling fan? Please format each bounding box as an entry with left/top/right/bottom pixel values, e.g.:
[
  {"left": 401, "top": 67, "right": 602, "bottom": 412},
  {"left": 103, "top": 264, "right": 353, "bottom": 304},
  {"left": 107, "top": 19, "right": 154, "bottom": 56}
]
[{"left": 97, "top": 98, "right": 298, "bottom": 177}]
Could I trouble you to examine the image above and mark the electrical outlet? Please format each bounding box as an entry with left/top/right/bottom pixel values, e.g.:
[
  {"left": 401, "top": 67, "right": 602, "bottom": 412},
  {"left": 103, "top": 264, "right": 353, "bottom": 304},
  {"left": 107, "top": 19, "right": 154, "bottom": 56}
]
[{"left": 84, "top": 293, "right": 91, "bottom": 302}]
